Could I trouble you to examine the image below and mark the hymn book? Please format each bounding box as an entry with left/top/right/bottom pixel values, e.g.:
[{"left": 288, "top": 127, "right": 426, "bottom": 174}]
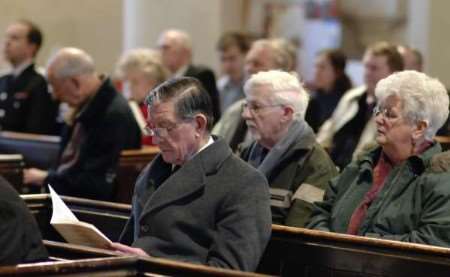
[{"left": 49, "top": 185, "right": 112, "bottom": 249}]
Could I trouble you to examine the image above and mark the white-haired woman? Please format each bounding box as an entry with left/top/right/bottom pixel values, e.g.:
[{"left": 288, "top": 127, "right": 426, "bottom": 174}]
[
  {"left": 239, "top": 70, "right": 338, "bottom": 227},
  {"left": 307, "top": 70, "right": 450, "bottom": 247},
  {"left": 115, "top": 48, "right": 169, "bottom": 145}
]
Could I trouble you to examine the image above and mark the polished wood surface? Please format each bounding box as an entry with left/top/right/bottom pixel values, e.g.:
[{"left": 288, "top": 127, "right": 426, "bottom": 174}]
[
  {"left": 0, "top": 241, "right": 269, "bottom": 276},
  {"left": 115, "top": 146, "right": 159, "bottom": 203},
  {"left": 23, "top": 194, "right": 450, "bottom": 276}
]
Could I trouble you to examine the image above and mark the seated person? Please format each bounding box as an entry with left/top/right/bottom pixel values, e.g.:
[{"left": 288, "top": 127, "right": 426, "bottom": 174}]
[
  {"left": 23, "top": 47, "right": 141, "bottom": 201},
  {"left": 239, "top": 70, "right": 337, "bottom": 227},
  {"left": 0, "top": 176, "right": 48, "bottom": 265},
  {"left": 0, "top": 20, "right": 58, "bottom": 135},
  {"left": 115, "top": 48, "right": 169, "bottom": 145},
  {"left": 305, "top": 49, "right": 352, "bottom": 132},
  {"left": 307, "top": 71, "right": 450, "bottom": 247},
  {"left": 111, "top": 77, "right": 271, "bottom": 272}
]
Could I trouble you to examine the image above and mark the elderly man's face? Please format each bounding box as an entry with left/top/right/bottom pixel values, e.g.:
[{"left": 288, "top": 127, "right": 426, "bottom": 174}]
[
  {"left": 363, "top": 53, "right": 392, "bottom": 93},
  {"left": 374, "top": 94, "right": 416, "bottom": 153},
  {"left": 242, "top": 85, "right": 287, "bottom": 148},
  {"left": 147, "top": 99, "right": 198, "bottom": 165},
  {"left": 47, "top": 68, "right": 85, "bottom": 107},
  {"left": 157, "top": 34, "right": 185, "bottom": 73},
  {"left": 3, "top": 23, "right": 35, "bottom": 65},
  {"left": 245, "top": 47, "right": 276, "bottom": 76}
]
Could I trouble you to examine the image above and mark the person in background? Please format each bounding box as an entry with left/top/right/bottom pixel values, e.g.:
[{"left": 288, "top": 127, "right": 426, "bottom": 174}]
[
  {"left": 213, "top": 38, "right": 294, "bottom": 151},
  {"left": 112, "top": 77, "right": 271, "bottom": 271},
  {"left": 115, "top": 48, "right": 169, "bottom": 145},
  {"left": 305, "top": 49, "right": 352, "bottom": 132},
  {"left": 0, "top": 19, "right": 58, "bottom": 134},
  {"left": 317, "top": 42, "right": 403, "bottom": 169},
  {"left": 216, "top": 31, "right": 252, "bottom": 113},
  {"left": 157, "top": 29, "right": 221, "bottom": 123},
  {"left": 0, "top": 175, "right": 48, "bottom": 265},
  {"left": 23, "top": 47, "right": 141, "bottom": 201},
  {"left": 239, "top": 70, "right": 337, "bottom": 227},
  {"left": 307, "top": 70, "right": 450, "bottom": 247},
  {"left": 397, "top": 45, "right": 423, "bottom": 72}
]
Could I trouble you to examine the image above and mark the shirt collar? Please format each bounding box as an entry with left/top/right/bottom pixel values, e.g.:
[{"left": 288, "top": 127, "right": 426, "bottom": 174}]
[
  {"left": 12, "top": 59, "right": 33, "bottom": 77},
  {"left": 173, "top": 64, "right": 189, "bottom": 78}
]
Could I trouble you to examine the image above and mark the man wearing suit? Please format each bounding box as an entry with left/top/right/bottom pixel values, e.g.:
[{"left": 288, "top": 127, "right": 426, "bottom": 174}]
[
  {"left": 0, "top": 20, "right": 58, "bottom": 134},
  {"left": 112, "top": 77, "right": 271, "bottom": 272},
  {"left": 157, "top": 29, "right": 221, "bottom": 123},
  {"left": 23, "top": 48, "right": 141, "bottom": 201}
]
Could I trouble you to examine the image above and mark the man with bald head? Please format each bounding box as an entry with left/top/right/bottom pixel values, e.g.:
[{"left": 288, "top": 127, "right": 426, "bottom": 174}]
[
  {"left": 23, "top": 47, "right": 141, "bottom": 200},
  {"left": 213, "top": 38, "right": 295, "bottom": 151},
  {"left": 157, "top": 29, "right": 220, "bottom": 123}
]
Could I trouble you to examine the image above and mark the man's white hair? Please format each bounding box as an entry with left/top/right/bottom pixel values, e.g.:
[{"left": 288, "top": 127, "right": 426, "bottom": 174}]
[
  {"left": 375, "top": 70, "right": 449, "bottom": 140},
  {"left": 163, "top": 29, "right": 192, "bottom": 51},
  {"left": 244, "top": 70, "right": 309, "bottom": 119},
  {"left": 47, "top": 47, "right": 95, "bottom": 79}
]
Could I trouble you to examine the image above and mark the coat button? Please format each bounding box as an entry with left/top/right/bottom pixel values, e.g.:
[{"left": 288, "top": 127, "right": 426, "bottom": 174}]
[
  {"left": 140, "top": 224, "right": 149, "bottom": 233},
  {"left": 0, "top": 92, "right": 7, "bottom": 101}
]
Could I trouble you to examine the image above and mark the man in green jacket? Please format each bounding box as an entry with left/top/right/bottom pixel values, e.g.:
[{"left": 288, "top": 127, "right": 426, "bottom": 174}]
[{"left": 239, "top": 70, "right": 337, "bottom": 227}]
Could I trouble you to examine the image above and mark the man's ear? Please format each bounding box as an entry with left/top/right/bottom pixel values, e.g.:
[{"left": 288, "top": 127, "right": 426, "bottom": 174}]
[
  {"left": 412, "top": 120, "right": 428, "bottom": 141},
  {"left": 194, "top": 114, "right": 208, "bottom": 133},
  {"left": 282, "top": 105, "right": 295, "bottom": 122}
]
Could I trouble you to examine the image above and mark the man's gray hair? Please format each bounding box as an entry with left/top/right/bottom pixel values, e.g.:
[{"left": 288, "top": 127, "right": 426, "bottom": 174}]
[
  {"left": 375, "top": 70, "right": 449, "bottom": 140},
  {"left": 244, "top": 70, "right": 309, "bottom": 119},
  {"left": 251, "top": 39, "right": 293, "bottom": 72},
  {"left": 47, "top": 47, "right": 95, "bottom": 79},
  {"left": 164, "top": 29, "right": 192, "bottom": 52}
]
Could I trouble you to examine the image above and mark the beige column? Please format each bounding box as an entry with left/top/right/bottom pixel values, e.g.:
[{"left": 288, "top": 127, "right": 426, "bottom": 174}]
[{"left": 406, "top": 0, "right": 450, "bottom": 87}]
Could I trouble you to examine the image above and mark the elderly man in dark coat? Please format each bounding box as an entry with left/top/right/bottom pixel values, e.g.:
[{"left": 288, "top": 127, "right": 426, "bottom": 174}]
[{"left": 112, "top": 77, "right": 271, "bottom": 272}]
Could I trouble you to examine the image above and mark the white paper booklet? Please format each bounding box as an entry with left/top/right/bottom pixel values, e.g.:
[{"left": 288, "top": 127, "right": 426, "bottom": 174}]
[{"left": 49, "top": 185, "right": 112, "bottom": 249}]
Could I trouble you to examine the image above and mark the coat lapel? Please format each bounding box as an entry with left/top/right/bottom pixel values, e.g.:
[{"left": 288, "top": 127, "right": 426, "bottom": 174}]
[{"left": 139, "top": 137, "right": 231, "bottom": 220}]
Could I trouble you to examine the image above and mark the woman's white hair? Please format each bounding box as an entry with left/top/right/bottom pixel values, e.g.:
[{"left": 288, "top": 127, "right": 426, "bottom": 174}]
[
  {"left": 244, "top": 70, "right": 309, "bottom": 119},
  {"left": 375, "top": 70, "right": 449, "bottom": 140},
  {"left": 115, "top": 48, "right": 168, "bottom": 83}
]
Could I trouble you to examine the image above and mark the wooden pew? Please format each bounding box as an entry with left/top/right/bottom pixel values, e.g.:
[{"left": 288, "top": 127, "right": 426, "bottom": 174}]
[
  {"left": 25, "top": 194, "right": 450, "bottom": 276},
  {"left": 0, "top": 241, "right": 268, "bottom": 276},
  {"left": 435, "top": 135, "right": 450, "bottom": 151},
  {"left": 115, "top": 146, "right": 159, "bottom": 203},
  {"left": 260, "top": 224, "right": 450, "bottom": 276},
  {"left": 0, "top": 154, "right": 24, "bottom": 191},
  {"left": 23, "top": 194, "right": 130, "bottom": 242},
  {"left": 0, "top": 131, "right": 60, "bottom": 169}
]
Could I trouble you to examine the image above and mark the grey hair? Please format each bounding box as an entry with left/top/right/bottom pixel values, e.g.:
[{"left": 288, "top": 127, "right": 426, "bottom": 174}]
[
  {"left": 164, "top": 29, "right": 192, "bottom": 51},
  {"left": 251, "top": 39, "right": 293, "bottom": 72},
  {"left": 115, "top": 48, "right": 169, "bottom": 84},
  {"left": 47, "top": 47, "right": 95, "bottom": 79},
  {"left": 244, "top": 70, "right": 309, "bottom": 120},
  {"left": 375, "top": 70, "right": 449, "bottom": 140}
]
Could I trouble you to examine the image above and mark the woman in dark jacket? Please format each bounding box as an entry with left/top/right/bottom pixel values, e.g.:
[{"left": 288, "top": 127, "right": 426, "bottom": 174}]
[
  {"left": 305, "top": 49, "right": 352, "bottom": 132},
  {"left": 307, "top": 70, "right": 450, "bottom": 247}
]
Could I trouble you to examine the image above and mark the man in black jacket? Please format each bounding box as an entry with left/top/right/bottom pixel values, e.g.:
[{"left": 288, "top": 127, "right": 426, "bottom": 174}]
[
  {"left": 23, "top": 47, "right": 141, "bottom": 201},
  {"left": 157, "top": 29, "right": 221, "bottom": 123},
  {"left": 0, "top": 20, "right": 58, "bottom": 134}
]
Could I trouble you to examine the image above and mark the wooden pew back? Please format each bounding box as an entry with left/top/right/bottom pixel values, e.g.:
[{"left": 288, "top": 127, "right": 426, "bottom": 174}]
[
  {"left": 0, "top": 241, "right": 268, "bottom": 276},
  {"left": 115, "top": 146, "right": 159, "bottom": 203},
  {"left": 24, "top": 194, "right": 450, "bottom": 276},
  {"left": 261, "top": 224, "right": 450, "bottom": 277},
  {"left": 0, "top": 154, "right": 24, "bottom": 191},
  {"left": 0, "top": 131, "right": 60, "bottom": 169}
]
